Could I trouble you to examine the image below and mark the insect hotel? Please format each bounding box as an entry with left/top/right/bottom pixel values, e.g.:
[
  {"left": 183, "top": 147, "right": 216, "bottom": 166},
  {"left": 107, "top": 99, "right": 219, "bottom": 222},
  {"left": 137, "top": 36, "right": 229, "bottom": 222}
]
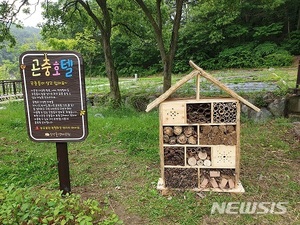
[{"left": 146, "top": 61, "right": 260, "bottom": 193}]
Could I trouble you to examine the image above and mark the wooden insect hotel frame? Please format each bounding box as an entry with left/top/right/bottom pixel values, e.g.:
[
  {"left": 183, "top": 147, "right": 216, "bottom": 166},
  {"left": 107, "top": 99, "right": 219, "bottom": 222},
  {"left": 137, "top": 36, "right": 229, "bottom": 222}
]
[{"left": 146, "top": 61, "right": 260, "bottom": 193}]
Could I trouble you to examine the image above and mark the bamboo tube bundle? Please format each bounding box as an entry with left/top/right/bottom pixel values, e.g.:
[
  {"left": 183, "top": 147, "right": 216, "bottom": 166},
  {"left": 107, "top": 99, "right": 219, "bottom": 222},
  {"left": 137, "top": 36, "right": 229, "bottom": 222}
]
[{"left": 213, "top": 102, "right": 237, "bottom": 123}]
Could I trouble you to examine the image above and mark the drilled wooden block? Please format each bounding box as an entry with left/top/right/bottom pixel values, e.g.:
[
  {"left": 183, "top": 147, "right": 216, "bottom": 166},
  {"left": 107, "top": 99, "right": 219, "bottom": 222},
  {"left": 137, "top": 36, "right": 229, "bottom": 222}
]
[
  {"left": 211, "top": 146, "right": 236, "bottom": 168},
  {"left": 161, "top": 102, "right": 186, "bottom": 124}
]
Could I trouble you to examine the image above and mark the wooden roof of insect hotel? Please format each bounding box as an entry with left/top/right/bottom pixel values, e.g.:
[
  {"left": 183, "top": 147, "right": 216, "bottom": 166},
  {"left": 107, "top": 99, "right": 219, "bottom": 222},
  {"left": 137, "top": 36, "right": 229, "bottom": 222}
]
[{"left": 146, "top": 60, "right": 260, "bottom": 113}]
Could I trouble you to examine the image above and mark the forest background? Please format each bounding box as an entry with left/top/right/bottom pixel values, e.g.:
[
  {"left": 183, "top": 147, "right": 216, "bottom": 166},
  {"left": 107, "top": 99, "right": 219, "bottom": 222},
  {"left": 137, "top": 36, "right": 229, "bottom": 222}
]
[{"left": 1, "top": 0, "right": 299, "bottom": 82}]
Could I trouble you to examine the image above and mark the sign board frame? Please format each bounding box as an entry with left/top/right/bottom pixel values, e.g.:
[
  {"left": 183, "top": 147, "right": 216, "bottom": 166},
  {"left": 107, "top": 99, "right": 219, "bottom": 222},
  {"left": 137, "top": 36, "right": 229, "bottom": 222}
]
[{"left": 20, "top": 51, "right": 88, "bottom": 142}]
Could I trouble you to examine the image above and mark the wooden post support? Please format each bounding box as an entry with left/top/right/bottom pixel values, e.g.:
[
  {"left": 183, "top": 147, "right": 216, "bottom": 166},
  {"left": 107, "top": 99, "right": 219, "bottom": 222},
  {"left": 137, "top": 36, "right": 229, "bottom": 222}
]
[
  {"left": 296, "top": 60, "right": 300, "bottom": 93},
  {"left": 189, "top": 60, "right": 261, "bottom": 112},
  {"left": 145, "top": 70, "right": 199, "bottom": 112},
  {"left": 56, "top": 142, "right": 71, "bottom": 195},
  {"left": 297, "top": 60, "right": 300, "bottom": 87},
  {"left": 196, "top": 73, "right": 200, "bottom": 100}
]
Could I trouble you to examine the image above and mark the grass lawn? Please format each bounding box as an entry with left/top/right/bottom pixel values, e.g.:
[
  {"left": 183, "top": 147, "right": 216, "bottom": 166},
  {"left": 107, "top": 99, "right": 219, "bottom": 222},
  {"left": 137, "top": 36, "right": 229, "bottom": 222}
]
[{"left": 0, "top": 67, "right": 299, "bottom": 224}]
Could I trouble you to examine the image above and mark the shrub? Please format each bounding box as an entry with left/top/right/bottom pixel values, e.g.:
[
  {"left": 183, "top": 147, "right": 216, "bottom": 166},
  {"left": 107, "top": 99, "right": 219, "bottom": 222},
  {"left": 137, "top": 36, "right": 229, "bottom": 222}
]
[
  {"left": 282, "top": 31, "right": 300, "bottom": 55},
  {"left": 0, "top": 185, "right": 122, "bottom": 225},
  {"left": 217, "top": 43, "right": 257, "bottom": 68},
  {"left": 254, "top": 42, "right": 278, "bottom": 58},
  {"left": 215, "top": 42, "right": 293, "bottom": 69},
  {"left": 263, "top": 50, "right": 293, "bottom": 67}
]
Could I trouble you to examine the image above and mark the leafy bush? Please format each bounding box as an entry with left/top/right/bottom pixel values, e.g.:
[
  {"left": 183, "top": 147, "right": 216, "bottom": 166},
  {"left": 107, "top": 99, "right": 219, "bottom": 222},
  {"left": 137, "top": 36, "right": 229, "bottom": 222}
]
[
  {"left": 217, "top": 43, "right": 257, "bottom": 68},
  {"left": 263, "top": 50, "right": 293, "bottom": 67},
  {"left": 201, "top": 57, "right": 222, "bottom": 70},
  {"left": 214, "top": 42, "right": 293, "bottom": 69},
  {"left": 254, "top": 42, "right": 278, "bottom": 58},
  {"left": 0, "top": 185, "right": 122, "bottom": 225},
  {"left": 173, "top": 60, "right": 190, "bottom": 74},
  {"left": 252, "top": 23, "right": 283, "bottom": 39},
  {"left": 282, "top": 31, "right": 300, "bottom": 55}
]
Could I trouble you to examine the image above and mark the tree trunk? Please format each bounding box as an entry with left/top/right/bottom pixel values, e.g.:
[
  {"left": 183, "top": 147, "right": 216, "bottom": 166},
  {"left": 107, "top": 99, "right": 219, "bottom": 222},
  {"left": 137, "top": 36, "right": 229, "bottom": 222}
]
[
  {"left": 78, "top": 0, "right": 121, "bottom": 105},
  {"left": 163, "top": 56, "right": 172, "bottom": 92},
  {"left": 101, "top": 34, "right": 121, "bottom": 104},
  {"left": 134, "top": 0, "right": 184, "bottom": 93}
]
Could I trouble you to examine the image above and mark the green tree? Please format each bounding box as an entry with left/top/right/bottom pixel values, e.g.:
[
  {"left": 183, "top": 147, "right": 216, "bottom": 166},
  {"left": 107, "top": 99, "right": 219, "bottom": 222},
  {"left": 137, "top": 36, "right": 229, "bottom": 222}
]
[
  {"left": 75, "top": 29, "right": 99, "bottom": 76},
  {"left": 133, "top": 0, "right": 184, "bottom": 92},
  {"left": 0, "top": 0, "right": 22, "bottom": 47},
  {"left": 41, "top": 0, "right": 121, "bottom": 104},
  {"left": 0, "top": 0, "right": 40, "bottom": 47},
  {"left": 175, "top": 0, "right": 297, "bottom": 70},
  {"left": 0, "top": 60, "right": 17, "bottom": 79},
  {"left": 174, "top": 0, "right": 241, "bottom": 70},
  {"left": 108, "top": 0, "right": 161, "bottom": 76}
]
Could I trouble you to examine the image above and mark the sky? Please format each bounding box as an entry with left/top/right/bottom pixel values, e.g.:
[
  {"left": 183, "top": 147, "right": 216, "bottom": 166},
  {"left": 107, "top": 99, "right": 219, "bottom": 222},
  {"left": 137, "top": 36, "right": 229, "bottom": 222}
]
[{"left": 10, "top": 0, "right": 44, "bottom": 27}]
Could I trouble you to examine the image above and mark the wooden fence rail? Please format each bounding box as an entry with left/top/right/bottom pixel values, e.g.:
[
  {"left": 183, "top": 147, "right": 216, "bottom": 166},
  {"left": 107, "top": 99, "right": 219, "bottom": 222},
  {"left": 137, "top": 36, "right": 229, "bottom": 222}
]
[{"left": 0, "top": 80, "right": 23, "bottom": 101}]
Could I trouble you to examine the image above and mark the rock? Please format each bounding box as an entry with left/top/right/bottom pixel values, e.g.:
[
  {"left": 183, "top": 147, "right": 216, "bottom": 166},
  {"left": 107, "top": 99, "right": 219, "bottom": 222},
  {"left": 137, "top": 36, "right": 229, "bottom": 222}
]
[
  {"left": 148, "top": 95, "right": 157, "bottom": 104},
  {"left": 241, "top": 104, "right": 249, "bottom": 115},
  {"left": 125, "top": 95, "right": 148, "bottom": 111},
  {"left": 293, "top": 122, "right": 300, "bottom": 140},
  {"left": 249, "top": 107, "right": 273, "bottom": 122},
  {"left": 262, "top": 92, "right": 276, "bottom": 104},
  {"left": 94, "top": 113, "right": 104, "bottom": 118},
  {"left": 156, "top": 85, "right": 164, "bottom": 94},
  {"left": 268, "top": 97, "right": 286, "bottom": 117},
  {"left": 286, "top": 95, "right": 300, "bottom": 114}
]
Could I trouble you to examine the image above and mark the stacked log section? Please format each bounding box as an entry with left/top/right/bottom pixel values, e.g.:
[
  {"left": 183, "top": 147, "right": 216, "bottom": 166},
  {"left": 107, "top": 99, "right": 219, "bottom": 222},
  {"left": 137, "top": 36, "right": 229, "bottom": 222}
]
[
  {"left": 163, "top": 126, "right": 197, "bottom": 145},
  {"left": 186, "top": 147, "right": 211, "bottom": 167},
  {"left": 164, "top": 147, "right": 184, "bottom": 166},
  {"left": 199, "top": 125, "right": 236, "bottom": 145},
  {"left": 200, "top": 169, "right": 236, "bottom": 189},
  {"left": 213, "top": 102, "right": 237, "bottom": 123},
  {"left": 187, "top": 103, "right": 211, "bottom": 123},
  {"left": 164, "top": 168, "right": 198, "bottom": 189}
]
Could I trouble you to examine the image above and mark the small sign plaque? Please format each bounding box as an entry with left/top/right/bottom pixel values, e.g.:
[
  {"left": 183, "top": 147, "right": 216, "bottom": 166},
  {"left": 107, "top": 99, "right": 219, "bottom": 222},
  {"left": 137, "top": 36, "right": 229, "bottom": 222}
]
[{"left": 20, "top": 51, "right": 88, "bottom": 142}]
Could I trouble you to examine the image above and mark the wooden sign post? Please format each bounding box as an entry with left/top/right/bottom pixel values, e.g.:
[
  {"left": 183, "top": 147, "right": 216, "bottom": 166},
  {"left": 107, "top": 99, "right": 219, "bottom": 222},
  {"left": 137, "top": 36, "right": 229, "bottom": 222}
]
[
  {"left": 20, "top": 51, "right": 88, "bottom": 194},
  {"left": 56, "top": 142, "right": 71, "bottom": 194}
]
